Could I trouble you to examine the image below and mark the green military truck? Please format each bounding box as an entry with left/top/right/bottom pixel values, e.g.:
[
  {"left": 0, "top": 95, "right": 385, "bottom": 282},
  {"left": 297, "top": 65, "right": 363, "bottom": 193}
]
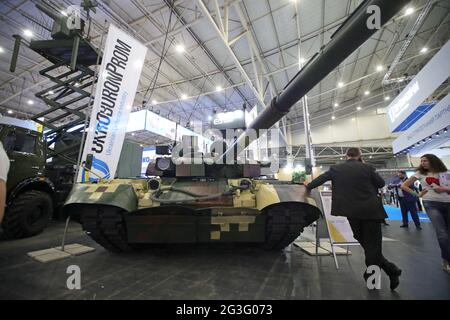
[
  {"left": 0, "top": 122, "right": 58, "bottom": 238},
  {"left": 0, "top": 118, "right": 143, "bottom": 239}
]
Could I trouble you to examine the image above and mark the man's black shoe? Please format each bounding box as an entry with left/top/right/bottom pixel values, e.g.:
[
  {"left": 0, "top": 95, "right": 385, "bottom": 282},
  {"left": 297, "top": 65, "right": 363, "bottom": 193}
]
[
  {"left": 416, "top": 226, "right": 422, "bottom": 230},
  {"left": 389, "top": 269, "right": 402, "bottom": 291},
  {"left": 400, "top": 224, "right": 408, "bottom": 228}
]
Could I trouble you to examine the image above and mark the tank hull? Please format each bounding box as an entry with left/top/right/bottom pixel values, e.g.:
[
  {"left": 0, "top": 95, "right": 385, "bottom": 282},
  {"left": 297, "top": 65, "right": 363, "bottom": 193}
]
[{"left": 64, "top": 179, "right": 321, "bottom": 251}]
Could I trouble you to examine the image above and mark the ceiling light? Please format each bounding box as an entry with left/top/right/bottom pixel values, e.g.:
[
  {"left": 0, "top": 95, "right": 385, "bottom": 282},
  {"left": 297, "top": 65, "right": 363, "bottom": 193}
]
[
  {"left": 357, "top": 106, "right": 362, "bottom": 111},
  {"left": 131, "top": 133, "right": 135, "bottom": 136},
  {"left": 61, "top": 10, "right": 68, "bottom": 16},
  {"left": 364, "top": 90, "right": 370, "bottom": 96},
  {"left": 369, "top": 155, "right": 373, "bottom": 159},
  {"left": 216, "top": 86, "right": 223, "bottom": 92},
  {"left": 74, "top": 82, "right": 81, "bottom": 87},
  {"left": 334, "top": 103, "right": 339, "bottom": 107},
  {"left": 338, "top": 82, "right": 344, "bottom": 88},
  {"left": 299, "top": 57, "right": 305, "bottom": 64},
  {"left": 384, "top": 96, "right": 390, "bottom": 101},
  {"left": 181, "top": 94, "right": 187, "bottom": 100},
  {"left": 376, "top": 65, "right": 383, "bottom": 72},
  {"left": 420, "top": 47, "right": 428, "bottom": 53},
  {"left": 27, "top": 100, "right": 34, "bottom": 105},
  {"left": 436, "top": 132, "right": 440, "bottom": 136},
  {"left": 175, "top": 44, "right": 185, "bottom": 53},
  {"left": 0, "top": 47, "right": 4, "bottom": 53},
  {"left": 140, "top": 144, "right": 144, "bottom": 147},
  {"left": 23, "top": 29, "right": 33, "bottom": 37},
  {"left": 152, "top": 100, "right": 158, "bottom": 105},
  {"left": 444, "top": 128, "right": 448, "bottom": 133},
  {"left": 48, "top": 90, "right": 54, "bottom": 95},
  {"left": 7, "top": 109, "right": 13, "bottom": 114},
  {"left": 331, "top": 116, "right": 336, "bottom": 120},
  {"left": 405, "top": 7, "right": 414, "bottom": 15}
]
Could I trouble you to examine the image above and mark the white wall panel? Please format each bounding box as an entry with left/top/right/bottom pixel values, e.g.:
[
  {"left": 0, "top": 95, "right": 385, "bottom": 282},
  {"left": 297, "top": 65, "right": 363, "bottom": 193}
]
[{"left": 291, "top": 113, "right": 393, "bottom": 146}]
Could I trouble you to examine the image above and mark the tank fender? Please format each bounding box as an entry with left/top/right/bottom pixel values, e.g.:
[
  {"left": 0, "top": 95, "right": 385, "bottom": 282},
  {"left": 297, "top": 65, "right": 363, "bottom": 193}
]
[
  {"left": 256, "top": 183, "right": 322, "bottom": 216},
  {"left": 63, "top": 183, "right": 138, "bottom": 214}
]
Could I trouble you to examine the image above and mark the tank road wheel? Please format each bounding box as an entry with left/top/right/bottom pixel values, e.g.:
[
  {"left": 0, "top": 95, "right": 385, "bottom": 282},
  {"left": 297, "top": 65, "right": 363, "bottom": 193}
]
[
  {"left": 2, "top": 191, "right": 53, "bottom": 239},
  {"left": 80, "top": 206, "right": 132, "bottom": 253},
  {"left": 263, "top": 203, "right": 308, "bottom": 250}
]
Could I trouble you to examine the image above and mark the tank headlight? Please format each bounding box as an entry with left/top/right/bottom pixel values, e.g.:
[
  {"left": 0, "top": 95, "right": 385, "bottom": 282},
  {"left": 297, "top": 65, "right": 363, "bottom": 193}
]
[
  {"left": 156, "top": 157, "right": 171, "bottom": 171},
  {"left": 239, "top": 179, "right": 251, "bottom": 190},
  {"left": 148, "top": 179, "right": 160, "bottom": 191}
]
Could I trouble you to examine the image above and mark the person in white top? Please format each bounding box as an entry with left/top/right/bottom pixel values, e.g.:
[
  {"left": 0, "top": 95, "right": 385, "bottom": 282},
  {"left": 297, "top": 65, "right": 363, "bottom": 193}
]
[
  {"left": 401, "top": 154, "right": 450, "bottom": 274},
  {"left": 0, "top": 141, "right": 10, "bottom": 224}
]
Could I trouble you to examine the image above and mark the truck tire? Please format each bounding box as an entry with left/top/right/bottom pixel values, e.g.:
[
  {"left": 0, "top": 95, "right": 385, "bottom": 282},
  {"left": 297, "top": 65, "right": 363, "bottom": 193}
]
[{"left": 2, "top": 190, "right": 53, "bottom": 239}]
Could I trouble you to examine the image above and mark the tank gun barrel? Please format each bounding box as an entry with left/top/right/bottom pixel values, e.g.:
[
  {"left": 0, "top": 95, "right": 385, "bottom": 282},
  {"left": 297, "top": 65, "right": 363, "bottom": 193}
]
[{"left": 223, "top": 0, "right": 410, "bottom": 158}]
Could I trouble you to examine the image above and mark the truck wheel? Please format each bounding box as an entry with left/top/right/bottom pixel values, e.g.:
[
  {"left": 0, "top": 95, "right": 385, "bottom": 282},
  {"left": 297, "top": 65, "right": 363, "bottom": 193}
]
[{"left": 2, "top": 191, "right": 53, "bottom": 239}]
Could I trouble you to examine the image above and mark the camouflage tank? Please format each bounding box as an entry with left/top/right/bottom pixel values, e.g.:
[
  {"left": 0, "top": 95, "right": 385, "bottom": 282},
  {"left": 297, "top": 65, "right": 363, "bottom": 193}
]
[
  {"left": 63, "top": 0, "right": 409, "bottom": 252},
  {"left": 64, "top": 141, "right": 321, "bottom": 252}
]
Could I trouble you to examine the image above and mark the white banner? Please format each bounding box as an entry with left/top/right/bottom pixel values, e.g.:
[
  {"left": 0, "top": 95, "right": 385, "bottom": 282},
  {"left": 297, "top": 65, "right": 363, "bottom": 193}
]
[
  {"left": 392, "top": 93, "right": 450, "bottom": 154},
  {"left": 126, "top": 109, "right": 146, "bottom": 132},
  {"left": 320, "top": 191, "right": 358, "bottom": 244},
  {"left": 146, "top": 111, "right": 177, "bottom": 140},
  {"left": 78, "top": 24, "right": 147, "bottom": 182},
  {"left": 387, "top": 39, "right": 450, "bottom": 131}
]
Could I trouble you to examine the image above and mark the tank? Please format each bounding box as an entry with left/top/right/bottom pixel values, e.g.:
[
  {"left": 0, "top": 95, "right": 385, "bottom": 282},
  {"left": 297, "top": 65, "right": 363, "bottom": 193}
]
[
  {"left": 64, "top": 162, "right": 321, "bottom": 252},
  {"left": 63, "top": 0, "right": 410, "bottom": 252}
]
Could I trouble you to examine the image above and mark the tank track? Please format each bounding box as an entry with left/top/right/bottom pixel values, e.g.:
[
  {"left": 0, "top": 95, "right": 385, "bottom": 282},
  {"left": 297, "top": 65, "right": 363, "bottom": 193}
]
[
  {"left": 79, "top": 204, "right": 313, "bottom": 252},
  {"left": 263, "top": 203, "right": 311, "bottom": 250},
  {"left": 80, "top": 206, "right": 131, "bottom": 252}
]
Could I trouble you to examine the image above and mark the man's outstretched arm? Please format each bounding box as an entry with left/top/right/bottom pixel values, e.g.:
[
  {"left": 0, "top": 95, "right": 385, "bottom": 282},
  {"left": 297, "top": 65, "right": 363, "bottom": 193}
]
[{"left": 305, "top": 170, "right": 332, "bottom": 191}]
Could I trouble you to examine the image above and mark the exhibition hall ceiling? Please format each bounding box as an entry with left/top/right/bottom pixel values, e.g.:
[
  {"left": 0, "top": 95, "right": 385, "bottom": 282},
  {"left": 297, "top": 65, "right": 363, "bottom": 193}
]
[{"left": 0, "top": 0, "right": 449, "bottom": 140}]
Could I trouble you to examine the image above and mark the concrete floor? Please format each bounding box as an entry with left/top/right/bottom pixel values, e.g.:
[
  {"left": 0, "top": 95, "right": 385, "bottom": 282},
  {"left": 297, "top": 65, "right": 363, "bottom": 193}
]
[{"left": 0, "top": 219, "right": 449, "bottom": 300}]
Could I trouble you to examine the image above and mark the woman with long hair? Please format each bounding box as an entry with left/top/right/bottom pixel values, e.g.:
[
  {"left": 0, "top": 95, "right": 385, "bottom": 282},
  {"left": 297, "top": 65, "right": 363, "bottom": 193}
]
[{"left": 401, "top": 154, "right": 450, "bottom": 274}]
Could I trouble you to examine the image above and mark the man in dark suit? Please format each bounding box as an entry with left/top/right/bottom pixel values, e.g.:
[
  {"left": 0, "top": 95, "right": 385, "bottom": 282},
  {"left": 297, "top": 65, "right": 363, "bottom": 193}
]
[{"left": 305, "top": 148, "right": 402, "bottom": 290}]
